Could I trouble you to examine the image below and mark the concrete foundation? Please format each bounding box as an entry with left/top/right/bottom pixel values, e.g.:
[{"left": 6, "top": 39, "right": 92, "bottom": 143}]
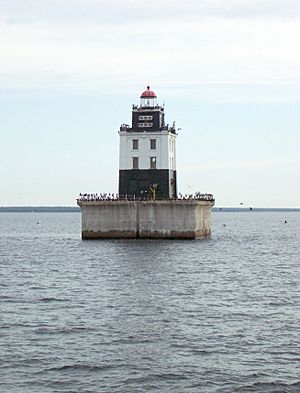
[{"left": 77, "top": 200, "right": 214, "bottom": 239}]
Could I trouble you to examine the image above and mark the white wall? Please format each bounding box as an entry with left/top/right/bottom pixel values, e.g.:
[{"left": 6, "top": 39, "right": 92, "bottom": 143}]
[{"left": 119, "top": 130, "right": 177, "bottom": 170}]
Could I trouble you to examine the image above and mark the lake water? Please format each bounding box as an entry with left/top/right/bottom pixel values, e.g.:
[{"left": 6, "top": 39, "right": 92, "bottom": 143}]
[{"left": 0, "top": 212, "right": 299, "bottom": 392}]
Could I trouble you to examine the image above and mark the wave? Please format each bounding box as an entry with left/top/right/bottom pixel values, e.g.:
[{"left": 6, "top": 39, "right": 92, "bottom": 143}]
[
  {"left": 237, "top": 380, "right": 300, "bottom": 392},
  {"left": 38, "top": 297, "right": 70, "bottom": 302},
  {"left": 45, "top": 363, "right": 113, "bottom": 373}
]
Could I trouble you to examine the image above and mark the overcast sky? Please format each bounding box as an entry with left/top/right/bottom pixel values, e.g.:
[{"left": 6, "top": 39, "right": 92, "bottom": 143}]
[{"left": 1, "top": 0, "right": 299, "bottom": 207}]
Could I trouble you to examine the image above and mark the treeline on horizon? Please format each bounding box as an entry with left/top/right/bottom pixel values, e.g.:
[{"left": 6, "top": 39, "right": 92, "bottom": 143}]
[{"left": 0, "top": 207, "right": 299, "bottom": 213}]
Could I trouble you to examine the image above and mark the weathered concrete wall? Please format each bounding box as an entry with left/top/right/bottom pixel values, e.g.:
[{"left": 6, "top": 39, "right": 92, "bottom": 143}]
[
  {"left": 80, "top": 201, "right": 137, "bottom": 239},
  {"left": 77, "top": 200, "right": 214, "bottom": 239}
]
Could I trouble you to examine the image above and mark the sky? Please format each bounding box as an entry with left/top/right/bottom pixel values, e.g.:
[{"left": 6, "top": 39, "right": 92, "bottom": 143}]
[{"left": 0, "top": 0, "right": 299, "bottom": 207}]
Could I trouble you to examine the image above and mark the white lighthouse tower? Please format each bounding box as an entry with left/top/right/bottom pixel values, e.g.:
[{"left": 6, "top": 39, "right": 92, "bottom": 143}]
[{"left": 118, "top": 86, "right": 177, "bottom": 199}]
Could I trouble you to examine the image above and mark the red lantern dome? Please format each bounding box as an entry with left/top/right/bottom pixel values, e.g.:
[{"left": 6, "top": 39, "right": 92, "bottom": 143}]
[{"left": 140, "top": 86, "right": 157, "bottom": 98}]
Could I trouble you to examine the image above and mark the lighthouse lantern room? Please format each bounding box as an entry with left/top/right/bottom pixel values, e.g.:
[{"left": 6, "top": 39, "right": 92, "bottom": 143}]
[{"left": 118, "top": 86, "right": 177, "bottom": 199}]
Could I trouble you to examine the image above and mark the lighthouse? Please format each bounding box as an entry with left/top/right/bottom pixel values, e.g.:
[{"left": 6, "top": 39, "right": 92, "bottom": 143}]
[
  {"left": 118, "top": 86, "right": 177, "bottom": 199},
  {"left": 77, "top": 85, "right": 215, "bottom": 239}
]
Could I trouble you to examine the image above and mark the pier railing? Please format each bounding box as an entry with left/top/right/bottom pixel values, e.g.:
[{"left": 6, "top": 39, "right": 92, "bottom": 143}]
[
  {"left": 119, "top": 124, "right": 176, "bottom": 133},
  {"left": 77, "top": 192, "right": 214, "bottom": 202}
]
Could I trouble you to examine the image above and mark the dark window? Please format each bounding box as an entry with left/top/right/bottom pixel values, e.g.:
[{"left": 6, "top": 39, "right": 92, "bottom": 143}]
[
  {"left": 133, "top": 139, "right": 138, "bottom": 150},
  {"left": 150, "top": 139, "right": 156, "bottom": 150},
  {"left": 132, "top": 157, "right": 139, "bottom": 169},
  {"left": 150, "top": 157, "right": 156, "bottom": 169}
]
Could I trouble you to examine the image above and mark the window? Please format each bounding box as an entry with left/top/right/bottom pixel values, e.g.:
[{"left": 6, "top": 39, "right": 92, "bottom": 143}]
[
  {"left": 150, "top": 157, "right": 156, "bottom": 169},
  {"left": 132, "top": 157, "right": 139, "bottom": 169},
  {"left": 138, "top": 115, "right": 153, "bottom": 120},
  {"left": 150, "top": 139, "right": 156, "bottom": 150},
  {"left": 132, "top": 139, "right": 138, "bottom": 150},
  {"left": 138, "top": 122, "right": 153, "bottom": 128}
]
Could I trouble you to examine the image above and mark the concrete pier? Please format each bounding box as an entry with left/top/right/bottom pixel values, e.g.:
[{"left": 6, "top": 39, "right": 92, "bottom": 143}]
[{"left": 77, "top": 199, "right": 214, "bottom": 239}]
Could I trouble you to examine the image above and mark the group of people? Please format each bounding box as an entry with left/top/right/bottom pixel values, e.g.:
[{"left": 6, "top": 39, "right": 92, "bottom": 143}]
[{"left": 78, "top": 191, "right": 214, "bottom": 202}]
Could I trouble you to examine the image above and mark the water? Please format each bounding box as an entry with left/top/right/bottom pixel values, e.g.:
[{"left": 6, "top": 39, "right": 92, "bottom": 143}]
[{"left": 0, "top": 212, "right": 299, "bottom": 393}]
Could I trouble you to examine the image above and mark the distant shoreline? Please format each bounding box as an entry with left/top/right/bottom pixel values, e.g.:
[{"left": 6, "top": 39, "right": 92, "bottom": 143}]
[
  {"left": 0, "top": 206, "right": 80, "bottom": 213},
  {"left": 0, "top": 206, "right": 299, "bottom": 213}
]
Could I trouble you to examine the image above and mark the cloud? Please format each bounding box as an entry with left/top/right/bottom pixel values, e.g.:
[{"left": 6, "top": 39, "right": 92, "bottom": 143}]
[
  {"left": 1, "top": 0, "right": 299, "bottom": 26},
  {"left": 0, "top": 0, "right": 299, "bottom": 101}
]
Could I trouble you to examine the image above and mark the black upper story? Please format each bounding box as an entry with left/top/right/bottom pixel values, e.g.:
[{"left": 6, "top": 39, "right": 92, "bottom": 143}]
[
  {"left": 119, "top": 105, "right": 176, "bottom": 134},
  {"left": 132, "top": 107, "right": 164, "bottom": 131}
]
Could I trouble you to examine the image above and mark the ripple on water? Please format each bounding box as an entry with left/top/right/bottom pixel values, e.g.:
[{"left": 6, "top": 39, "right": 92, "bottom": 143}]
[{"left": 0, "top": 212, "right": 299, "bottom": 392}]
